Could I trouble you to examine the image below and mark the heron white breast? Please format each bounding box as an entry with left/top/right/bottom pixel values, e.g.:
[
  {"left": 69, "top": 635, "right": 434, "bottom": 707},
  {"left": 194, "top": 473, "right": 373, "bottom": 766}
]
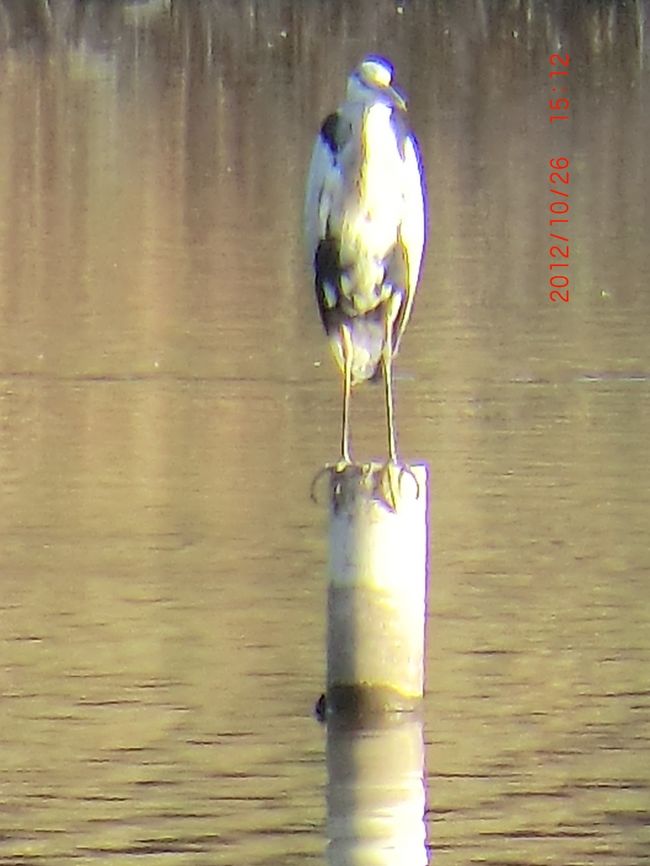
[{"left": 342, "top": 103, "right": 405, "bottom": 258}]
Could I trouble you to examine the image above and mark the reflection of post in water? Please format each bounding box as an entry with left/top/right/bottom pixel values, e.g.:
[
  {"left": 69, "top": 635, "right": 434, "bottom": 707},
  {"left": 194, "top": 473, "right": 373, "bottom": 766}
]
[
  {"left": 323, "top": 462, "right": 428, "bottom": 715},
  {"left": 327, "top": 713, "right": 428, "bottom": 865}
]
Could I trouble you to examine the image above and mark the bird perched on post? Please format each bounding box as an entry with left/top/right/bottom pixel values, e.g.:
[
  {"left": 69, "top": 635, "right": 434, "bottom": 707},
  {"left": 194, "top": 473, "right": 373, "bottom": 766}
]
[{"left": 305, "top": 55, "right": 426, "bottom": 495}]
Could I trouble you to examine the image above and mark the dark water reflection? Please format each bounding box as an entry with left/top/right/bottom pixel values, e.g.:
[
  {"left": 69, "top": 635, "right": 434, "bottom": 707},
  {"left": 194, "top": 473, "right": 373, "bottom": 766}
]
[{"left": 0, "top": 1, "right": 649, "bottom": 863}]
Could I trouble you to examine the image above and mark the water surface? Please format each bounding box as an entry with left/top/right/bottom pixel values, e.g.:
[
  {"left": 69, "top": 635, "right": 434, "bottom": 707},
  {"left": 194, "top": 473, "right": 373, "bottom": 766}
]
[{"left": 0, "top": 1, "right": 648, "bottom": 863}]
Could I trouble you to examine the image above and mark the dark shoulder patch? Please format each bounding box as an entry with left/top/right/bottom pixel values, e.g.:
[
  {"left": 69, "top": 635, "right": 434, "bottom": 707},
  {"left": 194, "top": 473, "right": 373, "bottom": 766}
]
[{"left": 320, "top": 112, "right": 343, "bottom": 154}]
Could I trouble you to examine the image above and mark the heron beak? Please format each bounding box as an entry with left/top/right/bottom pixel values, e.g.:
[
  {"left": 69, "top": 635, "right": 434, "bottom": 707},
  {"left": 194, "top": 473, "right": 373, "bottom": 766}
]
[{"left": 390, "top": 84, "right": 407, "bottom": 112}]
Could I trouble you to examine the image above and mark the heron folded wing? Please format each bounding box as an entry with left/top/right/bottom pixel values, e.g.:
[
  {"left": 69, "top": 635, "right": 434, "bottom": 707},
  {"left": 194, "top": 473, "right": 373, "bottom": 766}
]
[{"left": 400, "top": 133, "right": 426, "bottom": 296}]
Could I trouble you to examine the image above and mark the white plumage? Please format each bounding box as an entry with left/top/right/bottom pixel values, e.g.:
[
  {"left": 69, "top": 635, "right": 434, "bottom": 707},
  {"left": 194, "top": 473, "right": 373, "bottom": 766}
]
[{"left": 305, "top": 55, "right": 426, "bottom": 465}]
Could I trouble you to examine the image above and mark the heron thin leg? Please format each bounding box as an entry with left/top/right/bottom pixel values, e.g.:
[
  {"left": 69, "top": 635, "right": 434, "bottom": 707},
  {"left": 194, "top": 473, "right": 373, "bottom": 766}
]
[
  {"left": 382, "top": 353, "right": 397, "bottom": 462},
  {"left": 376, "top": 348, "right": 400, "bottom": 511},
  {"left": 376, "top": 306, "right": 420, "bottom": 511},
  {"left": 310, "top": 326, "right": 354, "bottom": 505},
  {"left": 341, "top": 324, "right": 352, "bottom": 463},
  {"left": 376, "top": 309, "right": 403, "bottom": 510},
  {"left": 382, "top": 318, "right": 397, "bottom": 463}
]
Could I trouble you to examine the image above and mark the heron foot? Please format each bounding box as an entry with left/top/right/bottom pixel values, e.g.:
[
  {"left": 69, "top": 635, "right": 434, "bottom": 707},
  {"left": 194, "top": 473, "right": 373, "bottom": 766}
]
[
  {"left": 311, "top": 460, "right": 421, "bottom": 510},
  {"left": 376, "top": 460, "right": 421, "bottom": 512},
  {"left": 310, "top": 459, "right": 353, "bottom": 505}
]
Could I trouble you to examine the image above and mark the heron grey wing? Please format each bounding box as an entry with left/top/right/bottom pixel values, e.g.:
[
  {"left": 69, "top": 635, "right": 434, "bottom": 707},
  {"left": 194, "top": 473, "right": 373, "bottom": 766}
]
[
  {"left": 401, "top": 132, "right": 426, "bottom": 294},
  {"left": 304, "top": 129, "right": 336, "bottom": 268},
  {"left": 393, "top": 131, "right": 426, "bottom": 347}
]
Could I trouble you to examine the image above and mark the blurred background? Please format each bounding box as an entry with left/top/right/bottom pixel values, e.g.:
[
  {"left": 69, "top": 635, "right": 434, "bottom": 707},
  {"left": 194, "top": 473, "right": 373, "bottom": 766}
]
[{"left": 0, "top": 0, "right": 648, "bottom": 863}]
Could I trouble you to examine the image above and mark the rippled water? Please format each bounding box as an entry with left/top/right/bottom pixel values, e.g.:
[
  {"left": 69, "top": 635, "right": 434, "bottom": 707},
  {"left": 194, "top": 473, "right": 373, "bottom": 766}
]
[{"left": 0, "top": 1, "right": 648, "bottom": 863}]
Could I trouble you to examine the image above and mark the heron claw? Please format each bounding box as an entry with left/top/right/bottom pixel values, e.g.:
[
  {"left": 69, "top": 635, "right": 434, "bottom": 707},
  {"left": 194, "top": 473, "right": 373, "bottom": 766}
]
[
  {"left": 311, "top": 460, "right": 420, "bottom": 510},
  {"left": 310, "top": 460, "right": 352, "bottom": 505},
  {"left": 376, "top": 460, "right": 420, "bottom": 512},
  {"left": 398, "top": 462, "right": 421, "bottom": 499}
]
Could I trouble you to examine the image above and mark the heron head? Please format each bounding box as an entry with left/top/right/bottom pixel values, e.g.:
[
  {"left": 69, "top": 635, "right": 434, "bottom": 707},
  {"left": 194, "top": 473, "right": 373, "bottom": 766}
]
[{"left": 348, "top": 55, "right": 407, "bottom": 111}]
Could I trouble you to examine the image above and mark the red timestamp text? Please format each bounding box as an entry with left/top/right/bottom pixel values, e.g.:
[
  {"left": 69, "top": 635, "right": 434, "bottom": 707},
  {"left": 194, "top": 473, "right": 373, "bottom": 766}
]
[
  {"left": 548, "top": 157, "right": 570, "bottom": 302},
  {"left": 549, "top": 53, "right": 570, "bottom": 123}
]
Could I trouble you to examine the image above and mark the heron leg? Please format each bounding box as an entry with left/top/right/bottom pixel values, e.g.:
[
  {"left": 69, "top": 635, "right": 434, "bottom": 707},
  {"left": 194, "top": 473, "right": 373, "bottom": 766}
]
[
  {"left": 310, "top": 324, "right": 353, "bottom": 505},
  {"left": 381, "top": 315, "right": 397, "bottom": 463},
  {"left": 341, "top": 324, "right": 352, "bottom": 463},
  {"left": 377, "top": 302, "right": 419, "bottom": 510},
  {"left": 383, "top": 355, "right": 397, "bottom": 463},
  {"left": 375, "top": 359, "right": 398, "bottom": 509},
  {"left": 375, "top": 313, "right": 399, "bottom": 509}
]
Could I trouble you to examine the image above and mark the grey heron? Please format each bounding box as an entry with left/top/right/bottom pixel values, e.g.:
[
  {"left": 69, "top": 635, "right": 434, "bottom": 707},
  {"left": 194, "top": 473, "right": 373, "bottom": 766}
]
[{"left": 305, "top": 55, "right": 426, "bottom": 492}]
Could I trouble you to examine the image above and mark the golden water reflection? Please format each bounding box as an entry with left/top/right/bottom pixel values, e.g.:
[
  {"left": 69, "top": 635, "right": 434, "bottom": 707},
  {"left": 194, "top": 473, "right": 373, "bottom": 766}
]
[{"left": 0, "top": 1, "right": 648, "bottom": 863}]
